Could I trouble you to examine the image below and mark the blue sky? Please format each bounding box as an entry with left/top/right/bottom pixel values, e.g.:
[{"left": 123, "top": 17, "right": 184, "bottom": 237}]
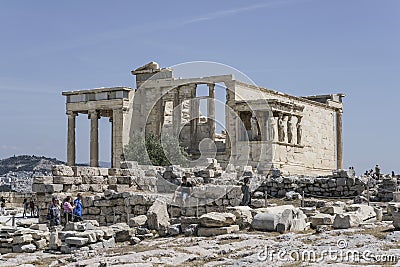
[{"left": 0, "top": 0, "right": 399, "bottom": 173}]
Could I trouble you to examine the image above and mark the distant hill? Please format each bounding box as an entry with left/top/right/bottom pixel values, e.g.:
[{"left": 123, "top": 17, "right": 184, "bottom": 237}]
[{"left": 0, "top": 155, "right": 65, "bottom": 175}]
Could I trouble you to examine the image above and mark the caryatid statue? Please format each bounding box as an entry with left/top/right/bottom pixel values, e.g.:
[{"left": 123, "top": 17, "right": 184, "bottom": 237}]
[
  {"left": 287, "top": 115, "right": 293, "bottom": 144},
  {"left": 296, "top": 116, "right": 302, "bottom": 145},
  {"left": 250, "top": 114, "right": 259, "bottom": 141},
  {"left": 278, "top": 113, "right": 285, "bottom": 142},
  {"left": 267, "top": 115, "right": 275, "bottom": 141}
]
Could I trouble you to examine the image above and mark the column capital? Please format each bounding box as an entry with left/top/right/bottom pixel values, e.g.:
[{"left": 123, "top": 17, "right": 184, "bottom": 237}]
[
  {"left": 88, "top": 110, "right": 100, "bottom": 119},
  {"left": 66, "top": 111, "right": 78, "bottom": 117},
  {"left": 208, "top": 83, "right": 215, "bottom": 90}
]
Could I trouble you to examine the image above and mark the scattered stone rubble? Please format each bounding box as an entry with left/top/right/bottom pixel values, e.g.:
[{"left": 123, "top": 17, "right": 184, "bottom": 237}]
[{"left": 1, "top": 162, "right": 399, "bottom": 265}]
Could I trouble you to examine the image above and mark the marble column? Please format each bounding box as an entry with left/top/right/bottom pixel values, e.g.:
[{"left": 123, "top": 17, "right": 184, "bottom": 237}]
[
  {"left": 336, "top": 110, "right": 343, "bottom": 169},
  {"left": 67, "top": 112, "right": 77, "bottom": 166},
  {"left": 109, "top": 116, "right": 114, "bottom": 167},
  {"left": 189, "top": 84, "right": 198, "bottom": 150},
  {"left": 89, "top": 110, "right": 99, "bottom": 167},
  {"left": 173, "top": 88, "right": 181, "bottom": 137},
  {"left": 112, "top": 108, "right": 124, "bottom": 168},
  {"left": 224, "top": 81, "right": 236, "bottom": 159},
  {"left": 208, "top": 84, "right": 216, "bottom": 140}
]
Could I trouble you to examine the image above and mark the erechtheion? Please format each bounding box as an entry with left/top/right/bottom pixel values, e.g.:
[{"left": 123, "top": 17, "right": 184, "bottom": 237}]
[{"left": 62, "top": 62, "right": 344, "bottom": 176}]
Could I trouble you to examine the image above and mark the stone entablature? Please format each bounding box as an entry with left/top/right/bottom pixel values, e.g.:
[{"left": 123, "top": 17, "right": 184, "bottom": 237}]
[{"left": 62, "top": 87, "right": 134, "bottom": 168}]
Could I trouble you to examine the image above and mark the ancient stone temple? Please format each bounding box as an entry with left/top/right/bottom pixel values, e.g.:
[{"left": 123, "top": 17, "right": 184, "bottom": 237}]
[{"left": 62, "top": 62, "right": 344, "bottom": 175}]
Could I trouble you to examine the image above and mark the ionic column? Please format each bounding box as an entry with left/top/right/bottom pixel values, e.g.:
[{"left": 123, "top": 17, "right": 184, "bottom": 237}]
[
  {"left": 112, "top": 108, "right": 124, "bottom": 168},
  {"left": 67, "top": 112, "right": 77, "bottom": 166},
  {"left": 208, "top": 84, "right": 216, "bottom": 140},
  {"left": 189, "top": 84, "right": 198, "bottom": 150},
  {"left": 109, "top": 116, "right": 114, "bottom": 167},
  {"left": 224, "top": 82, "right": 236, "bottom": 159},
  {"left": 336, "top": 110, "right": 343, "bottom": 169},
  {"left": 89, "top": 110, "right": 99, "bottom": 167}
]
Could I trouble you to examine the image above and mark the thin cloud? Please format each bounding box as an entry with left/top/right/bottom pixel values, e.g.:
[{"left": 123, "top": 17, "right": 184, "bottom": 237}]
[{"left": 183, "top": 0, "right": 300, "bottom": 24}]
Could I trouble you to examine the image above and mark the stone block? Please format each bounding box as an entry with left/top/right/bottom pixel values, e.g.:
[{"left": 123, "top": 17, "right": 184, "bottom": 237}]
[
  {"left": 65, "top": 237, "right": 89, "bottom": 246},
  {"left": 205, "top": 185, "right": 226, "bottom": 199},
  {"left": 347, "top": 204, "right": 376, "bottom": 221},
  {"left": 33, "top": 239, "right": 47, "bottom": 250},
  {"left": 49, "top": 231, "right": 61, "bottom": 250},
  {"left": 98, "top": 168, "right": 109, "bottom": 176},
  {"left": 333, "top": 213, "right": 362, "bottom": 229},
  {"left": 12, "top": 243, "right": 36, "bottom": 253},
  {"left": 33, "top": 176, "right": 53, "bottom": 184},
  {"left": 197, "top": 225, "right": 239, "bottom": 237},
  {"left": 167, "top": 224, "right": 181, "bottom": 236},
  {"left": 30, "top": 224, "right": 48, "bottom": 232},
  {"left": 108, "top": 168, "right": 121, "bottom": 176},
  {"left": 129, "top": 215, "right": 148, "bottom": 227},
  {"left": 13, "top": 234, "right": 33, "bottom": 244},
  {"left": 320, "top": 206, "right": 344, "bottom": 215},
  {"left": 52, "top": 165, "right": 74, "bottom": 177},
  {"left": 147, "top": 199, "right": 170, "bottom": 236},
  {"left": 252, "top": 213, "right": 280, "bottom": 231},
  {"left": 102, "top": 237, "right": 116, "bottom": 249},
  {"left": 310, "top": 214, "right": 334, "bottom": 227},
  {"left": 184, "top": 224, "right": 199, "bottom": 236},
  {"left": 109, "top": 223, "right": 135, "bottom": 242},
  {"left": 32, "top": 183, "right": 63, "bottom": 193},
  {"left": 108, "top": 176, "right": 118, "bottom": 185},
  {"left": 53, "top": 176, "right": 82, "bottom": 185},
  {"left": 199, "top": 212, "right": 236, "bottom": 227}
]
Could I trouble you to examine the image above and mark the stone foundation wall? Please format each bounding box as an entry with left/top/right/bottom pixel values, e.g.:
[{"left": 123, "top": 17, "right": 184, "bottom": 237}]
[
  {"left": 33, "top": 165, "right": 242, "bottom": 225},
  {"left": 256, "top": 175, "right": 366, "bottom": 198}
]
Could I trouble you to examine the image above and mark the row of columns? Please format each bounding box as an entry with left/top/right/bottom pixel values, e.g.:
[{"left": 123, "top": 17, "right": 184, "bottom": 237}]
[{"left": 67, "top": 109, "right": 124, "bottom": 168}]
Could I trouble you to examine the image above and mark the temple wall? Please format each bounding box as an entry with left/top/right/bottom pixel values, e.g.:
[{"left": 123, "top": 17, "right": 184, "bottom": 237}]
[{"left": 235, "top": 83, "right": 337, "bottom": 176}]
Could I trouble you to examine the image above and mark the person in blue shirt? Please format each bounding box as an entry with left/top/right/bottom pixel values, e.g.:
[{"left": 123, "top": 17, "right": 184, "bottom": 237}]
[{"left": 73, "top": 193, "right": 83, "bottom": 222}]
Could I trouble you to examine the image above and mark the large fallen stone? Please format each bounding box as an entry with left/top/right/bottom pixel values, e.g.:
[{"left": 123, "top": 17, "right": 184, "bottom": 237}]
[
  {"left": 252, "top": 213, "right": 281, "bottom": 231},
  {"left": 320, "top": 206, "right": 345, "bottom": 215},
  {"left": 65, "top": 237, "right": 89, "bottom": 246},
  {"left": 226, "top": 206, "right": 253, "bottom": 229},
  {"left": 252, "top": 206, "right": 307, "bottom": 233},
  {"left": 184, "top": 224, "right": 199, "bottom": 236},
  {"left": 30, "top": 224, "right": 49, "bottom": 232},
  {"left": 310, "top": 214, "right": 334, "bottom": 227},
  {"left": 333, "top": 212, "right": 362, "bottom": 229},
  {"left": 199, "top": 212, "right": 236, "bottom": 227},
  {"left": 197, "top": 225, "right": 239, "bottom": 237},
  {"left": 34, "top": 239, "right": 47, "bottom": 250},
  {"left": 167, "top": 224, "right": 181, "bottom": 236},
  {"left": 347, "top": 204, "right": 376, "bottom": 221},
  {"left": 12, "top": 243, "right": 36, "bottom": 253},
  {"left": 147, "top": 199, "right": 170, "bottom": 236},
  {"left": 13, "top": 234, "right": 33, "bottom": 244},
  {"left": 49, "top": 230, "right": 61, "bottom": 250},
  {"left": 109, "top": 223, "right": 135, "bottom": 242},
  {"left": 129, "top": 215, "right": 148, "bottom": 227}
]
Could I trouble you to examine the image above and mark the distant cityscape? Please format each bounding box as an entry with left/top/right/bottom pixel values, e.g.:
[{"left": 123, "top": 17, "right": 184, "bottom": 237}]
[{"left": 0, "top": 170, "right": 50, "bottom": 193}]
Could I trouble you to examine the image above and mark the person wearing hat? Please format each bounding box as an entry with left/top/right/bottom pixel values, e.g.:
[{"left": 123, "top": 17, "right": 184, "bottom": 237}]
[{"left": 73, "top": 193, "right": 83, "bottom": 222}]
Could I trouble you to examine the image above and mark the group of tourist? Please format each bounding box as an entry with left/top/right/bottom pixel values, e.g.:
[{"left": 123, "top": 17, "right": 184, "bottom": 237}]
[
  {"left": 23, "top": 198, "right": 36, "bottom": 218},
  {"left": 47, "top": 193, "right": 83, "bottom": 227}
]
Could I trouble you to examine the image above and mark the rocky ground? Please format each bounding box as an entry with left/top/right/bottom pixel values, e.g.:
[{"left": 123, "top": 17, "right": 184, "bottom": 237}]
[
  {"left": 1, "top": 191, "right": 400, "bottom": 267},
  {"left": 1, "top": 221, "right": 400, "bottom": 266}
]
